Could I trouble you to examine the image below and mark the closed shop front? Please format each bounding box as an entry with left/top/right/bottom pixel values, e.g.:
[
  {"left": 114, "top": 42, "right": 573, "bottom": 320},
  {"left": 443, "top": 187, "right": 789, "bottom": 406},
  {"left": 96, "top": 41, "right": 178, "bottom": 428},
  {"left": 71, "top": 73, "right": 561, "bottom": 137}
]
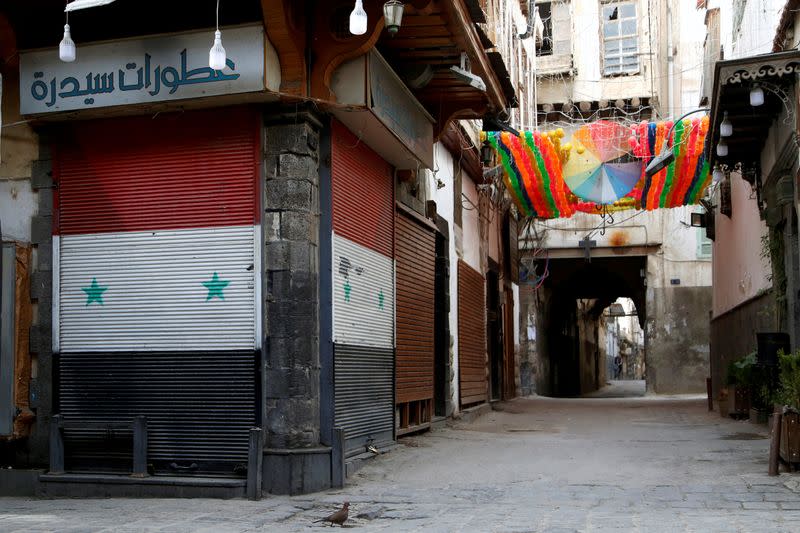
[
  {"left": 458, "top": 260, "right": 488, "bottom": 407},
  {"left": 395, "top": 209, "right": 436, "bottom": 433},
  {"left": 53, "top": 108, "right": 260, "bottom": 475},
  {"left": 331, "top": 120, "right": 395, "bottom": 456}
]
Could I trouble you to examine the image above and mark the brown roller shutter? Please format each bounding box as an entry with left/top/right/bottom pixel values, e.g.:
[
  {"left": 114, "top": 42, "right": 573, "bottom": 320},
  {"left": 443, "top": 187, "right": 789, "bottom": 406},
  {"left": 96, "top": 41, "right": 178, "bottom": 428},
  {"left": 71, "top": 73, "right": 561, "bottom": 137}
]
[
  {"left": 395, "top": 211, "right": 435, "bottom": 429},
  {"left": 459, "top": 260, "right": 488, "bottom": 406}
]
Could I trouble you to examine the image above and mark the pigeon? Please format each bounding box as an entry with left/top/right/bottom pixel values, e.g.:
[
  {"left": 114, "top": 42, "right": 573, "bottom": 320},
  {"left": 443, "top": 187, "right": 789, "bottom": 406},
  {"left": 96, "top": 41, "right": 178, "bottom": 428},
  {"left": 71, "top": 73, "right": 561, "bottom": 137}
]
[{"left": 314, "top": 502, "right": 349, "bottom": 527}]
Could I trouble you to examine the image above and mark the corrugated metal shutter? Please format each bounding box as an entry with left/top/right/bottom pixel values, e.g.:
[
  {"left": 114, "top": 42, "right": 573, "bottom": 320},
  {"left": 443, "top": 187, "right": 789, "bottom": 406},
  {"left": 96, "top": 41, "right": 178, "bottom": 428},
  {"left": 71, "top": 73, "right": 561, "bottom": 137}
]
[
  {"left": 395, "top": 212, "right": 435, "bottom": 405},
  {"left": 331, "top": 120, "right": 395, "bottom": 455},
  {"left": 331, "top": 119, "right": 394, "bottom": 257},
  {"left": 59, "top": 351, "right": 256, "bottom": 476},
  {"left": 58, "top": 226, "right": 255, "bottom": 352},
  {"left": 458, "top": 260, "right": 487, "bottom": 406},
  {"left": 333, "top": 234, "right": 394, "bottom": 348},
  {"left": 333, "top": 345, "right": 394, "bottom": 457},
  {"left": 54, "top": 109, "right": 258, "bottom": 235},
  {"left": 53, "top": 108, "right": 259, "bottom": 476},
  {"left": 54, "top": 109, "right": 259, "bottom": 352}
]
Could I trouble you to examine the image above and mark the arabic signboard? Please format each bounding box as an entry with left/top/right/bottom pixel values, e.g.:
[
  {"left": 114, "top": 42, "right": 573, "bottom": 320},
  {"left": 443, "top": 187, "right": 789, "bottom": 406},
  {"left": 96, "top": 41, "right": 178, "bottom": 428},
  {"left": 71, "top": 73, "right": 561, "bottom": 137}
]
[{"left": 20, "top": 25, "right": 265, "bottom": 114}]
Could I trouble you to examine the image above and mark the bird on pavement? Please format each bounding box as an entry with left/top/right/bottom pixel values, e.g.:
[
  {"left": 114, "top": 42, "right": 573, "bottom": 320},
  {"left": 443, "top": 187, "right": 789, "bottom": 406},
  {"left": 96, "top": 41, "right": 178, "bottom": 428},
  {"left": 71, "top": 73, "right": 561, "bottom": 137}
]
[{"left": 314, "top": 502, "right": 349, "bottom": 527}]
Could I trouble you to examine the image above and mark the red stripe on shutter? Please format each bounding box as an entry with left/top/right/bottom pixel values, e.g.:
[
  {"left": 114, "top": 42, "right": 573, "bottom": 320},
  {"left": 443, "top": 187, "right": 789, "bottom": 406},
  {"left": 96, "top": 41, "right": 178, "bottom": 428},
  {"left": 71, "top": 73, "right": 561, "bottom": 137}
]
[
  {"left": 54, "top": 107, "right": 259, "bottom": 235},
  {"left": 331, "top": 119, "right": 394, "bottom": 259}
]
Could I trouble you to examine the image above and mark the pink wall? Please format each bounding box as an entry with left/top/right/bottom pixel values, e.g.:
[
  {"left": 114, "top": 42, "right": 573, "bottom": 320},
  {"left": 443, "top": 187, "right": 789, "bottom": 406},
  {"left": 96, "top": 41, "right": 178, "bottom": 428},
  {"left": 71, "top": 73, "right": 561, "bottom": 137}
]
[{"left": 712, "top": 171, "right": 771, "bottom": 318}]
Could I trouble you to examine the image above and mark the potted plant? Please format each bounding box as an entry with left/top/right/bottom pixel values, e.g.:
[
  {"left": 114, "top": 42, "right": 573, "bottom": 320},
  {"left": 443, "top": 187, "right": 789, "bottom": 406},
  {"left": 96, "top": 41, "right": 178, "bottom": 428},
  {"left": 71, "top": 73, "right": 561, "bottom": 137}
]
[
  {"left": 777, "top": 349, "right": 800, "bottom": 464},
  {"left": 726, "top": 354, "right": 755, "bottom": 419}
]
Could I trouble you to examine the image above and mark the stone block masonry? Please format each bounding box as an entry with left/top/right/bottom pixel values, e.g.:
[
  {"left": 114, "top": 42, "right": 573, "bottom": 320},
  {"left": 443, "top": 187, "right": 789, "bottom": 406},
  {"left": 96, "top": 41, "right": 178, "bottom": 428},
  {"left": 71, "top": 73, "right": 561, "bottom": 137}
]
[{"left": 262, "top": 107, "right": 331, "bottom": 494}]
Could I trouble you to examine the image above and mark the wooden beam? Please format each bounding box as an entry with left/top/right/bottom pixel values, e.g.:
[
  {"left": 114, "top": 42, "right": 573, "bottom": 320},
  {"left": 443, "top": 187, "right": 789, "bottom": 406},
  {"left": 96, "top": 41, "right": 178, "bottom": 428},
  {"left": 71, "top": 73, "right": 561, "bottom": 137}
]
[
  {"left": 438, "top": 0, "right": 507, "bottom": 113},
  {"left": 311, "top": 2, "right": 386, "bottom": 102},
  {"left": 261, "top": 0, "right": 307, "bottom": 96}
]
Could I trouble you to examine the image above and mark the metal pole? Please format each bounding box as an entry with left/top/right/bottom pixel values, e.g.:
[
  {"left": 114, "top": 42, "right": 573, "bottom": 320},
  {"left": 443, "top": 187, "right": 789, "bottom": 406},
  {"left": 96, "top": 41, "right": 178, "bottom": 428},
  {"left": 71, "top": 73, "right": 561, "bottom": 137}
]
[
  {"left": 132, "top": 416, "right": 148, "bottom": 478},
  {"left": 49, "top": 414, "right": 65, "bottom": 474},
  {"left": 769, "top": 409, "right": 783, "bottom": 476}
]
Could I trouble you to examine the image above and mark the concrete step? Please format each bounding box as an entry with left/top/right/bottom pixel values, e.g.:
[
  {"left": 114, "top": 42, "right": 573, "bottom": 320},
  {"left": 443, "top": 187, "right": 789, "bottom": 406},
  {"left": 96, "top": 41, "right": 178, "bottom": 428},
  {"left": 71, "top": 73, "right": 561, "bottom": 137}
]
[{"left": 37, "top": 473, "right": 247, "bottom": 499}]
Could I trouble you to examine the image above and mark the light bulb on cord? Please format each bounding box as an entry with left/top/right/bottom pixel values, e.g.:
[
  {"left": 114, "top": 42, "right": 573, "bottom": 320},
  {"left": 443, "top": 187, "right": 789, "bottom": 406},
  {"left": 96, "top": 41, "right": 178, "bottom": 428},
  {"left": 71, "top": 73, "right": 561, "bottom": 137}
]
[
  {"left": 716, "top": 139, "right": 728, "bottom": 157},
  {"left": 209, "top": 0, "right": 227, "bottom": 70},
  {"left": 350, "top": 0, "right": 367, "bottom": 35},
  {"left": 60, "top": 23, "right": 76, "bottom": 62},
  {"left": 59, "top": 7, "right": 76, "bottom": 63},
  {"left": 750, "top": 84, "right": 764, "bottom": 107},
  {"left": 720, "top": 111, "right": 733, "bottom": 137}
]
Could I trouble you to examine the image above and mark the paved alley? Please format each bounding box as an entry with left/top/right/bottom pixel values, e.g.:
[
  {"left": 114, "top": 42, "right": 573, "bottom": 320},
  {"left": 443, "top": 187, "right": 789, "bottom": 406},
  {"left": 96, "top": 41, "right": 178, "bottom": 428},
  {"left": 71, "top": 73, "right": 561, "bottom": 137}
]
[{"left": 2, "top": 393, "right": 799, "bottom": 532}]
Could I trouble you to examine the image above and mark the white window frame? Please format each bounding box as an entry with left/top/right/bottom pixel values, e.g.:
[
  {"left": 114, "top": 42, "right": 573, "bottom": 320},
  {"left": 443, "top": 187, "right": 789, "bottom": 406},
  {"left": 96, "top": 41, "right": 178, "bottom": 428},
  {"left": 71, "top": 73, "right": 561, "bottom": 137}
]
[
  {"left": 697, "top": 215, "right": 712, "bottom": 259},
  {"left": 601, "top": 0, "right": 639, "bottom": 77}
]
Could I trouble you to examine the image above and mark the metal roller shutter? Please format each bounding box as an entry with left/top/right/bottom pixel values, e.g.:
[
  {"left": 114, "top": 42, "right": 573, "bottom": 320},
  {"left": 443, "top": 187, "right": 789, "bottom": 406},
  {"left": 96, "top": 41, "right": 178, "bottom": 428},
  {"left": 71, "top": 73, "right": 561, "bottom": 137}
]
[
  {"left": 395, "top": 212, "right": 435, "bottom": 409},
  {"left": 331, "top": 120, "right": 395, "bottom": 455},
  {"left": 53, "top": 108, "right": 259, "bottom": 476},
  {"left": 333, "top": 345, "right": 394, "bottom": 456},
  {"left": 59, "top": 351, "right": 256, "bottom": 475},
  {"left": 458, "top": 260, "right": 488, "bottom": 406}
]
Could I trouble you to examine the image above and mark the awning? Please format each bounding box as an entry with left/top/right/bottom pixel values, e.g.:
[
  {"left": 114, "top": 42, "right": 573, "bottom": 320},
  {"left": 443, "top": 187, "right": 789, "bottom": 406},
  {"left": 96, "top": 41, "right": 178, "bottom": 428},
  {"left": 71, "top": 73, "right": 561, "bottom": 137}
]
[{"left": 706, "top": 50, "right": 800, "bottom": 166}]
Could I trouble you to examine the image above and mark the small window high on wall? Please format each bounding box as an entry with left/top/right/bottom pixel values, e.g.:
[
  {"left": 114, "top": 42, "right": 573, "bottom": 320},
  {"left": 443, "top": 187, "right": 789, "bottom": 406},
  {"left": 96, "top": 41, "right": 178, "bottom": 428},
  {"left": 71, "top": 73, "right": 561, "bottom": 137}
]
[
  {"left": 602, "top": 1, "right": 639, "bottom": 76},
  {"left": 536, "top": 2, "right": 553, "bottom": 57}
]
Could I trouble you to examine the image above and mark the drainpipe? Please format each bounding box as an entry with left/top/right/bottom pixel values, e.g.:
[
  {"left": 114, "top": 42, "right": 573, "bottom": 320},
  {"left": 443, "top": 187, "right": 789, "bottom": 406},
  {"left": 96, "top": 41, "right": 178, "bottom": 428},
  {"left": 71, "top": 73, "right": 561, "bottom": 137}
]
[{"left": 667, "top": 3, "right": 675, "bottom": 117}]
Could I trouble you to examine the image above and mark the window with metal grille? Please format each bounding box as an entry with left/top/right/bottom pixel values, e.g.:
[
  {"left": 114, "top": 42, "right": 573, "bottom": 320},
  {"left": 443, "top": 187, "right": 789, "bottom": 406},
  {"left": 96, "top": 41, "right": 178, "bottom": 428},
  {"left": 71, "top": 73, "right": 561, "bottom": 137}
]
[{"left": 601, "top": 1, "right": 638, "bottom": 76}]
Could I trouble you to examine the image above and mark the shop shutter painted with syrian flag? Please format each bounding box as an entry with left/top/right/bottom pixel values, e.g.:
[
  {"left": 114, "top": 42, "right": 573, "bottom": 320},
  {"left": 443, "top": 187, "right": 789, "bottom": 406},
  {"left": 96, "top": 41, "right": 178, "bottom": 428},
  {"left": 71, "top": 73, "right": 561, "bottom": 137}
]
[
  {"left": 53, "top": 108, "right": 260, "bottom": 475},
  {"left": 331, "top": 120, "right": 395, "bottom": 456}
]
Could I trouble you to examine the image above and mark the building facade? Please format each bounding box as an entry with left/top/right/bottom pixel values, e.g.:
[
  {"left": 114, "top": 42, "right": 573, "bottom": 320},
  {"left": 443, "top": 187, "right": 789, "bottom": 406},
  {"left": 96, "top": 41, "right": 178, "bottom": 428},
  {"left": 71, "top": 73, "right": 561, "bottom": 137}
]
[
  {"left": 516, "top": 0, "right": 713, "bottom": 396},
  {"left": 0, "top": 0, "right": 526, "bottom": 497},
  {"left": 701, "top": 0, "right": 800, "bottom": 402}
]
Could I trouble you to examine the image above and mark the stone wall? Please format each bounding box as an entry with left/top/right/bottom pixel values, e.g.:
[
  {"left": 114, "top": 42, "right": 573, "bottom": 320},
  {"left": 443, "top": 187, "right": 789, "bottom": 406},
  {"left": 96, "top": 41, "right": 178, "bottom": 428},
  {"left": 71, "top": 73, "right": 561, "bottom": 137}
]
[{"left": 261, "top": 107, "right": 332, "bottom": 495}]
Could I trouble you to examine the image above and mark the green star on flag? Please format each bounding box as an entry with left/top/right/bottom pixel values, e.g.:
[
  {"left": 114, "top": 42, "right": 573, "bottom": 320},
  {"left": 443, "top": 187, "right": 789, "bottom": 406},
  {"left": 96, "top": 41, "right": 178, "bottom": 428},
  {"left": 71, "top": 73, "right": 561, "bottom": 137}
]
[
  {"left": 203, "top": 272, "right": 230, "bottom": 301},
  {"left": 344, "top": 280, "right": 352, "bottom": 303},
  {"left": 82, "top": 278, "right": 107, "bottom": 306}
]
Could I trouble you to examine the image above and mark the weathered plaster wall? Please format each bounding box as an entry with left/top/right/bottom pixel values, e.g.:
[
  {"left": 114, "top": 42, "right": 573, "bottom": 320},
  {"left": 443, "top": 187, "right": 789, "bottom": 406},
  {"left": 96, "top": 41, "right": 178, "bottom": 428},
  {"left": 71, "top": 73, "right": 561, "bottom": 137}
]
[
  {"left": 712, "top": 171, "right": 771, "bottom": 318},
  {"left": 460, "top": 177, "right": 482, "bottom": 272},
  {"left": 0, "top": 68, "right": 40, "bottom": 243},
  {"left": 429, "top": 143, "right": 460, "bottom": 415},
  {"left": 577, "top": 301, "right": 600, "bottom": 394},
  {"left": 645, "top": 285, "right": 712, "bottom": 393}
]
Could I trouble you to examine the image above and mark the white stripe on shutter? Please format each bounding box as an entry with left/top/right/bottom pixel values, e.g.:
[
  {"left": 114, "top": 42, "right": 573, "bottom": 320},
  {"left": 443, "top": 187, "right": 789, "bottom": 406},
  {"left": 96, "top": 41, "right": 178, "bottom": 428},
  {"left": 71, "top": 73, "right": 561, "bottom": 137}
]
[
  {"left": 59, "top": 225, "right": 256, "bottom": 352},
  {"left": 332, "top": 233, "right": 394, "bottom": 349}
]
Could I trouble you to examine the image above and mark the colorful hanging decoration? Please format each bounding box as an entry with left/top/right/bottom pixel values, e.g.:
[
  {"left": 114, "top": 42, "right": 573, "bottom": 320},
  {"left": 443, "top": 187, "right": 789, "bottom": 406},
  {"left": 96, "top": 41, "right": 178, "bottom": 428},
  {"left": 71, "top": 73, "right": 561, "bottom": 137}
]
[
  {"left": 562, "top": 121, "right": 642, "bottom": 204},
  {"left": 482, "top": 116, "right": 711, "bottom": 219}
]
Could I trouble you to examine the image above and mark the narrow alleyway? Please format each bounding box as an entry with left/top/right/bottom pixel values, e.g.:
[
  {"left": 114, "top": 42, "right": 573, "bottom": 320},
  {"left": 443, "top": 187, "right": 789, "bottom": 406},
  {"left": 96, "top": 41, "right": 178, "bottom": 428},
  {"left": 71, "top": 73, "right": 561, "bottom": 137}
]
[{"left": 2, "top": 395, "right": 799, "bottom": 532}]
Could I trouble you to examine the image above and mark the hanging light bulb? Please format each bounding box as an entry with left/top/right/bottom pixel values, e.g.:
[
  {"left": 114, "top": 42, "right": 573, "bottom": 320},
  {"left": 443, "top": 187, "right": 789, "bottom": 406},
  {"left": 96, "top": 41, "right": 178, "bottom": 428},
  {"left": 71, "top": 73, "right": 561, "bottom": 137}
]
[
  {"left": 750, "top": 83, "right": 765, "bottom": 107},
  {"left": 716, "top": 139, "right": 728, "bottom": 157},
  {"left": 350, "top": 0, "right": 368, "bottom": 35},
  {"left": 59, "top": 23, "right": 76, "bottom": 62},
  {"left": 712, "top": 165, "right": 724, "bottom": 183},
  {"left": 209, "top": 0, "right": 226, "bottom": 70},
  {"left": 720, "top": 111, "right": 733, "bottom": 137},
  {"left": 209, "top": 30, "right": 226, "bottom": 70}
]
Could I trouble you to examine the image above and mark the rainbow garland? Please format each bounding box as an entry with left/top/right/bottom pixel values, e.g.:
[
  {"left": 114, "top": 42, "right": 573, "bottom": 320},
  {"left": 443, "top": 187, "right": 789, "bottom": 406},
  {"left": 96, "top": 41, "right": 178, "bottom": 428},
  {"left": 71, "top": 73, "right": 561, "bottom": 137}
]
[{"left": 485, "top": 117, "right": 711, "bottom": 219}]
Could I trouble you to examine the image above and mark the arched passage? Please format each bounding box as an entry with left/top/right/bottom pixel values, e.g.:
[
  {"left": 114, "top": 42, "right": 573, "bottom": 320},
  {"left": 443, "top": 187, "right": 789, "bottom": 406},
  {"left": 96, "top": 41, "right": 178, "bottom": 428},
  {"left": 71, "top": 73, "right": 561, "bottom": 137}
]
[{"left": 532, "top": 255, "right": 648, "bottom": 397}]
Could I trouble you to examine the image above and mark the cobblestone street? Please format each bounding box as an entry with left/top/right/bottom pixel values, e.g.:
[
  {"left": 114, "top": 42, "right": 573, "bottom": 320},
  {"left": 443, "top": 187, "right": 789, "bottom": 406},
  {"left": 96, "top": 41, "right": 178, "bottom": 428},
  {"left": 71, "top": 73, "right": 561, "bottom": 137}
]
[{"left": 3, "top": 387, "right": 800, "bottom": 532}]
